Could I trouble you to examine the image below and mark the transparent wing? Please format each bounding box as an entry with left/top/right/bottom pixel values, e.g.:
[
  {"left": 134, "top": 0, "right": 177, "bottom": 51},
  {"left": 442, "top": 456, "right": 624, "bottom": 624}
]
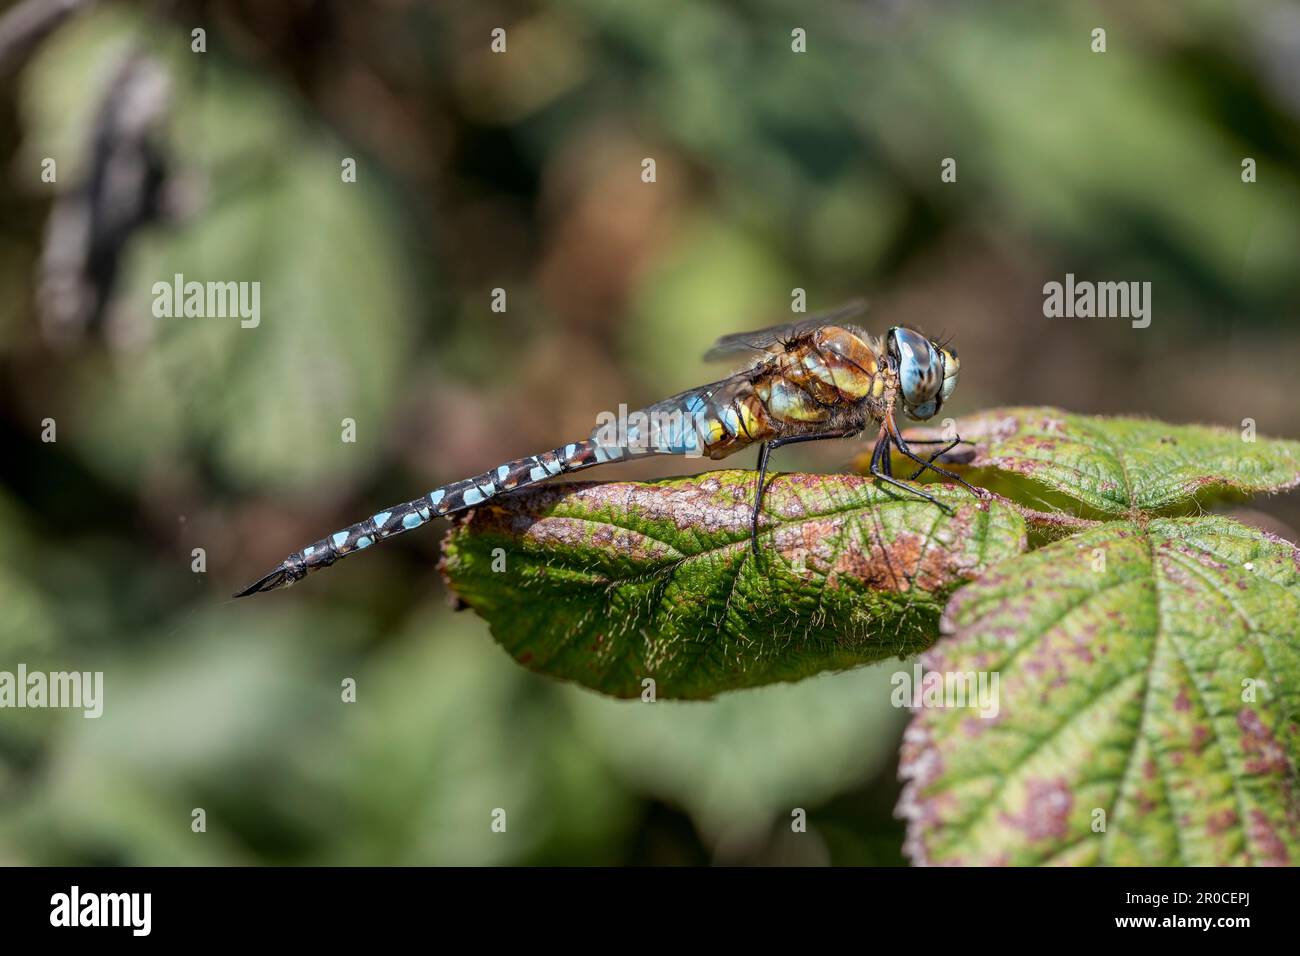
[
  {"left": 634, "top": 367, "right": 757, "bottom": 424},
  {"left": 701, "top": 298, "right": 869, "bottom": 362}
]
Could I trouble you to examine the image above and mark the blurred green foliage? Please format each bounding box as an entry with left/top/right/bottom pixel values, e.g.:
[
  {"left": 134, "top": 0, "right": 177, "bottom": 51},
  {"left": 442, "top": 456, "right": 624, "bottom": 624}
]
[{"left": 2, "top": 0, "right": 1299, "bottom": 864}]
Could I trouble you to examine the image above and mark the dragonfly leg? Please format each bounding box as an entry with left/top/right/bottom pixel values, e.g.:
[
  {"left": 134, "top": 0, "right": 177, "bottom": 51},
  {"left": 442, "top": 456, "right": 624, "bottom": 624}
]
[
  {"left": 890, "top": 431, "right": 983, "bottom": 497},
  {"left": 750, "top": 429, "right": 861, "bottom": 557},
  {"left": 868, "top": 429, "right": 952, "bottom": 512},
  {"left": 751, "top": 443, "right": 771, "bottom": 557},
  {"left": 906, "top": 435, "right": 962, "bottom": 480}
]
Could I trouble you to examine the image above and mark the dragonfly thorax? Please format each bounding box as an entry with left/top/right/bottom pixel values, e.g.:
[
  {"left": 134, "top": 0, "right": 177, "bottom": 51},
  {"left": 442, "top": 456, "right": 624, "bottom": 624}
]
[
  {"left": 789, "top": 325, "right": 881, "bottom": 403},
  {"left": 744, "top": 324, "right": 894, "bottom": 438}
]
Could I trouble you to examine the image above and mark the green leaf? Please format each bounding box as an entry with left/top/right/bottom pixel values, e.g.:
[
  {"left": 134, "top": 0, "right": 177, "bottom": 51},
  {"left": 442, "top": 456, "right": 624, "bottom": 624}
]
[
  {"left": 440, "top": 470, "right": 1026, "bottom": 699},
  {"left": 892, "top": 407, "right": 1300, "bottom": 518},
  {"left": 898, "top": 515, "right": 1300, "bottom": 866}
]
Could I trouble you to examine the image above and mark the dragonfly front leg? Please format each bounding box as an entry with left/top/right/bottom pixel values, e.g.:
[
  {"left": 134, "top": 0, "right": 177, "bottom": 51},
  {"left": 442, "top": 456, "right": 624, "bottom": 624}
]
[
  {"left": 904, "top": 435, "right": 963, "bottom": 480},
  {"left": 868, "top": 427, "right": 953, "bottom": 512},
  {"left": 890, "top": 431, "right": 983, "bottom": 497}
]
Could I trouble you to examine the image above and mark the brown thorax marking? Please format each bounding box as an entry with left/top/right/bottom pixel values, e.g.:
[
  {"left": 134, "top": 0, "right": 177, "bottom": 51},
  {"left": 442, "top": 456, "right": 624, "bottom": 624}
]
[{"left": 770, "top": 325, "right": 896, "bottom": 422}]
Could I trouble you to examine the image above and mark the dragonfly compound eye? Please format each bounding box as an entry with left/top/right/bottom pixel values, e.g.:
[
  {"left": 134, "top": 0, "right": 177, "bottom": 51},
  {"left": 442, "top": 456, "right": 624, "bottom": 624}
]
[
  {"left": 938, "top": 345, "right": 960, "bottom": 402},
  {"left": 907, "top": 398, "right": 940, "bottom": 420},
  {"left": 892, "top": 327, "right": 943, "bottom": 413}
]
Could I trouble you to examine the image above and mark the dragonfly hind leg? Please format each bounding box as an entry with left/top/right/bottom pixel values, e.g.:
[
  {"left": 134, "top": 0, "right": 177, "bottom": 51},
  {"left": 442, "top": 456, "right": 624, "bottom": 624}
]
[
  {"left": 749, "top": 429, "right": 860, "bottom": 557},
  {"left": 751, "top": 443, "right": 772, "bottom": 558}
]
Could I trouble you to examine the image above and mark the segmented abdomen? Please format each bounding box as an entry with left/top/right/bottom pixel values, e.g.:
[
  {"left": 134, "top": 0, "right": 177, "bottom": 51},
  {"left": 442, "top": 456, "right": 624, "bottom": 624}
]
[
  {"left": 297, "top": 440, "right": 627, "bottom": 569},
  {"left": 626, "top": 377, "right": 778, "bottom": 460},
  {"left": 238, "top": 350, "right": 875, "bottom": 596}
]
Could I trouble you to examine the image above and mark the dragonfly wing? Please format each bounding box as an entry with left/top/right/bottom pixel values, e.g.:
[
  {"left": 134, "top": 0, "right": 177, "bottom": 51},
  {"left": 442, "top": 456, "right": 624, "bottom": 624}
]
[{"left": 701, "top": 298, "right": 869, "bottom": 361}]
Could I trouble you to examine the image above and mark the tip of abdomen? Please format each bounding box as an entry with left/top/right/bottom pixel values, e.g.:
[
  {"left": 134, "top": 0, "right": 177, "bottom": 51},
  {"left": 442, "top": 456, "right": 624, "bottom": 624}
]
[{"left": 232, "top": 563, "right": 293, "bottom": 598}]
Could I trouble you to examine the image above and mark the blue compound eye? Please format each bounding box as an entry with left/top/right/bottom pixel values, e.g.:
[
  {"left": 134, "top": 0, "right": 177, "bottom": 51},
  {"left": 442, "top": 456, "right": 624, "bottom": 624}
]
[
  {"left": 889, "top": 327, "right": 944, "bottom": 419},
  {"left": 908, "top": 398, "right": 939, "bottom": 421}
]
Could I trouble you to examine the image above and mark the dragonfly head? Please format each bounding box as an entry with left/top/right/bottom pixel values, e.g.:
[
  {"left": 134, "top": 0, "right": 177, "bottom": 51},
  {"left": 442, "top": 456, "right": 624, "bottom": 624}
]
[{"left": 888, "top": 326, "right": 959, "bottom": 421}]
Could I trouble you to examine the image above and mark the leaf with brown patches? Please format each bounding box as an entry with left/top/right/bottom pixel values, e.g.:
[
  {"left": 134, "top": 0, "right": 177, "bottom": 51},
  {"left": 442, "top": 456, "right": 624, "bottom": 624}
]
[
  {"left": 873, "top": 406, "right": 1300, "bottom": 518},
  {"left": 439, "top": 470, "right": 1027, "bottom": 699},
  {"left": 898, "top": 515, "right": 1300, "bottom": 866}
]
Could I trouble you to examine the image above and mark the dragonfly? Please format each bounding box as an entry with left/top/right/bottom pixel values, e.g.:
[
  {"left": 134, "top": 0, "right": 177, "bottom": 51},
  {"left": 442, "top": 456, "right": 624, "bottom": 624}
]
[{"left": 234, "top": 300, "right": 982, "bottom": 597}]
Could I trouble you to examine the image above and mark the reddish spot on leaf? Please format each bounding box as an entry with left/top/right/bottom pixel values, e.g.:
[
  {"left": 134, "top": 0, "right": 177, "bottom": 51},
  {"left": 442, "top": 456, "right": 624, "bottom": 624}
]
[{"left": 998, "top": 777, "right": 1073, "bottom": 842}]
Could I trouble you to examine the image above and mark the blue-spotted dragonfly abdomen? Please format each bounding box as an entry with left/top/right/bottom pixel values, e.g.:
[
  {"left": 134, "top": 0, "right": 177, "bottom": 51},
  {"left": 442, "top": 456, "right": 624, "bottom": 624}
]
[{"left": 234, "top": 301, "right": 978, "bottom": 596}]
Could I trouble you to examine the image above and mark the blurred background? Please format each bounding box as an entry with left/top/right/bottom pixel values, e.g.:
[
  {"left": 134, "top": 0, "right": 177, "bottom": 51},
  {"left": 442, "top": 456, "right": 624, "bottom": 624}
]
[{"left": 1, "top": 0, "right": 1299, "bottom": 865}]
